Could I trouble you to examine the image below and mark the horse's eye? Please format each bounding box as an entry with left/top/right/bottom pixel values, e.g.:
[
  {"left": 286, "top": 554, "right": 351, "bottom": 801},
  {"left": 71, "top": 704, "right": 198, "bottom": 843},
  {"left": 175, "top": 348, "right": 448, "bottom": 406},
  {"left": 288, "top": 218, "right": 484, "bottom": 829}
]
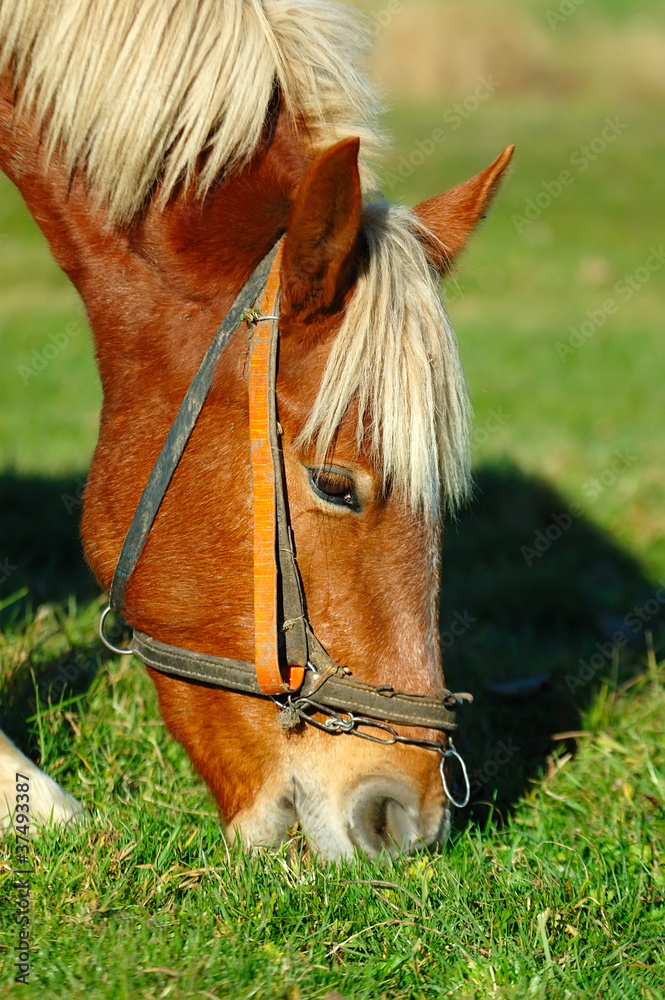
[{"left": 309, "top": 467, "right": 360, "bottom": 511}]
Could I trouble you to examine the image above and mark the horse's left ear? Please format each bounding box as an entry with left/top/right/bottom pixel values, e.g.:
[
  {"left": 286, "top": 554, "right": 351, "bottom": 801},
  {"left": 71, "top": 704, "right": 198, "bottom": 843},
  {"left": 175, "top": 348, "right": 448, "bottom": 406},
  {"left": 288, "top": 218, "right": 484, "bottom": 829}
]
[
  {"left": 414, "top": 145, "right": 514, "bottom": 273},
  {"left": 280, "top": 137, "right": 362, "bottom": 319}
]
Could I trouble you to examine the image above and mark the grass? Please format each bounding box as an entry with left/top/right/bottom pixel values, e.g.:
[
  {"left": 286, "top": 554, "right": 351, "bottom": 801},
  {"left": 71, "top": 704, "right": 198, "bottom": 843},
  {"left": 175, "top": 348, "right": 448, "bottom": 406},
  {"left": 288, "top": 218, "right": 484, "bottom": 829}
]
[
  {"left": 1, "top": 7, "right": 664, "bottom": 996},
  {"left": 0, "top": 199, "right": 99, "bottom": 475},
  {"left": 0, "top": 624, "right": 663, "bottom": 998}
]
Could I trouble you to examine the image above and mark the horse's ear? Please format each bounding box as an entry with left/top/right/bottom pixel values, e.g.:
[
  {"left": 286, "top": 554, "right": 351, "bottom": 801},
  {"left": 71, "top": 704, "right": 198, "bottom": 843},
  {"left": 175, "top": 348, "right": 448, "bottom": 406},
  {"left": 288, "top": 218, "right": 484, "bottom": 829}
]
[
  {"left": 414, "top": 145, "right": 514, "bottom": 273},
  {"left": 280, "top": 137, "right": 362, "bottom": 318}
]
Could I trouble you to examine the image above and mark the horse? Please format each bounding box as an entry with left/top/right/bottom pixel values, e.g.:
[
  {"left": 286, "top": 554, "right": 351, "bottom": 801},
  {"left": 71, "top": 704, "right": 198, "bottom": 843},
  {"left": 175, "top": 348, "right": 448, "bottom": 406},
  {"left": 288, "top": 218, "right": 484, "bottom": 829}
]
[{"left": 0, "top": 0, "right": 512, "bottom": 859}]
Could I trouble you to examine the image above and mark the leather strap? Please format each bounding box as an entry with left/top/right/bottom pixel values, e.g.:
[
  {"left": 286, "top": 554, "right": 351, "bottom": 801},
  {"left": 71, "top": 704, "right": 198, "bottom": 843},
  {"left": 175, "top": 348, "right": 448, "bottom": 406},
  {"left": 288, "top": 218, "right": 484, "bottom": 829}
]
[
  {"left": 248, "top": 250, "right": 283, "bottom": 693},
  {"left": 103, "top": 240, "right": 472, "bottom": 739},
  {"left": 132, "top": 630, "right": 463, "bottom": 733},
  {"left": 249, "top": 246, "right": 305, "bottom": 694},
  {"left": 108, "top": 245, "right": 279, "bottom": 615}
]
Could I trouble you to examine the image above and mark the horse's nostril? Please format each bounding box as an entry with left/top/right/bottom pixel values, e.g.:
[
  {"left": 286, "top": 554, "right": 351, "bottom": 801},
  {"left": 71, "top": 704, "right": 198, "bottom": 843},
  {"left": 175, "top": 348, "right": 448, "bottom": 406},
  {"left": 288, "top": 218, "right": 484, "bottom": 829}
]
[{"left": 347, "top": 780, "right": 419, "bottom": 858}]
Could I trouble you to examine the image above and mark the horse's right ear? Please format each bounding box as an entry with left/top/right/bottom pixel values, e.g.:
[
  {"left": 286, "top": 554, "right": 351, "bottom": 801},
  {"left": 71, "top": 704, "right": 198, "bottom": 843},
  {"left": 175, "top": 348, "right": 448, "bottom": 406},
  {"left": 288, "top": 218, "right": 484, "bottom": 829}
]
[
  {"left": 280, "top": 137, "right": 362, "bottom": 319},
  {"left": 414, "top": 145, "right": 514, "bottom": 273}
]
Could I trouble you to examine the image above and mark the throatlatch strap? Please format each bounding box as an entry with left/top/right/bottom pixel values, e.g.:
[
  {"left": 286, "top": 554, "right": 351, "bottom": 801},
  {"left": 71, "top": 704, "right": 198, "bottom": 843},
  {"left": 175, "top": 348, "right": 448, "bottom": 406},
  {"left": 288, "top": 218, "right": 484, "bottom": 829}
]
[
  {"left": 108, "top": 244, "right": 280, "bottom": 615},
  {"left": 248, "top": 246, "right": 305, "bottom": 695}
]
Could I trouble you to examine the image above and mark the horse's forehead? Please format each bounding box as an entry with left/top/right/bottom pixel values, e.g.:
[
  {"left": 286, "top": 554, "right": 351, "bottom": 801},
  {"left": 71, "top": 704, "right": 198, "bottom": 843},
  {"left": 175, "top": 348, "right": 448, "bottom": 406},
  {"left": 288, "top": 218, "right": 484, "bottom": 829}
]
[
  {"left": 279, "top": 378, "right": 439, "bottom": 544},
  {"left": 275, "top": 311, "right": 344, "bottom": 415},
  {"left": 279, "top": 378, "right": 363, "bottom": 467}
]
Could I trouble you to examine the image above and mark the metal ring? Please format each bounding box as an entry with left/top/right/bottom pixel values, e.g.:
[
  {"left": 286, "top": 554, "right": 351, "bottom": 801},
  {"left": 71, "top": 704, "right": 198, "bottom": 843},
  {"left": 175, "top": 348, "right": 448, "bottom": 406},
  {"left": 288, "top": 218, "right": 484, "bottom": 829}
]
[
  {"left": 324, "top": 712, "right": 355, "bottom": 733},
  {"left": 99, "top": 605, "right": 134, "bottom": 656},
  {"left": 439, "top": 743, "right": 471, "bottom": 809},
  {"left": 324, "top": 718, "right": 353, "bottom": 733}
]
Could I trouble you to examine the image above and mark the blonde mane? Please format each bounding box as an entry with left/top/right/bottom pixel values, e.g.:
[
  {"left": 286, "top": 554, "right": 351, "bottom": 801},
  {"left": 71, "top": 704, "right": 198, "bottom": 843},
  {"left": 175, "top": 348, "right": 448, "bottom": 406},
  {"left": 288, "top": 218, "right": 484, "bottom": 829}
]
[
  {"left": 0, "top": 0, "right": 470, "bottom": 512},
  {"left": 298, "top": 203, "right": 470, "bottom": 512},
  {"left": 0, "top": 0, "right": 382, "bottom": 219}
]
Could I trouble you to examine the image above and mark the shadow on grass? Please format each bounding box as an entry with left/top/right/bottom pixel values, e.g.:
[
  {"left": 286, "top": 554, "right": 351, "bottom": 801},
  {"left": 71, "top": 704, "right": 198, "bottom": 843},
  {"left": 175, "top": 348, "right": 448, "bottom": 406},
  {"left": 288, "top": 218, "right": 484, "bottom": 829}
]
[
  {"left": 0, "top": 471, "right": 97, "bottom": 606},
  {"left": 441, "top": 461, "right": 665, "bottom": 830},
  {"left": 0, "top": 472, "right": 106, "bottom": 754},
  {"left": 1, "top": 464, "right": 663, "bottom": 827}
]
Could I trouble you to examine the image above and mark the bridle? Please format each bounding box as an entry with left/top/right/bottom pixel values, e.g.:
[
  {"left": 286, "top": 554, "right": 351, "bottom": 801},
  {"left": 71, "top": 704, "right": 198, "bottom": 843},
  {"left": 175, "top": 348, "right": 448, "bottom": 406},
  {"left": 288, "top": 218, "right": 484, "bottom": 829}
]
[{"left": 99, "top": 241, "right": 472, "bottom": 808}]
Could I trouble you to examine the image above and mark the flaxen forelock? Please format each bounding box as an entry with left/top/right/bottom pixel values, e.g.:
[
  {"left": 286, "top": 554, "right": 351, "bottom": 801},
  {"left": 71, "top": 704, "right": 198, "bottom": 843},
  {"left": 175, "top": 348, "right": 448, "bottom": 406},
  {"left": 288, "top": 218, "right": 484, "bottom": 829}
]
[{"left": 296, "top": 202, "right": 470, "bottom": 513}]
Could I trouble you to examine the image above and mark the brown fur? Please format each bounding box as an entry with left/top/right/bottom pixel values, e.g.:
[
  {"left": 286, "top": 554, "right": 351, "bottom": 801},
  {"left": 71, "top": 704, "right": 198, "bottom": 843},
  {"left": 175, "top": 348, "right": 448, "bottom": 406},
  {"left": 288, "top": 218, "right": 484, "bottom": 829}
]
[{"left": 0, "top": 69, "right": 510, "bottom": 840}]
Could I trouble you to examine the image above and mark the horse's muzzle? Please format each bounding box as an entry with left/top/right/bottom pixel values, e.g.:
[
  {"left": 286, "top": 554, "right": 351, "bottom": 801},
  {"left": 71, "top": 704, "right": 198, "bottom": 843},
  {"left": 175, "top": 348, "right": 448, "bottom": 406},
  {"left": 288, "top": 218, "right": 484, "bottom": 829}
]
[{"left": 345, "top": 774, "right": 449, "bottom": 858}]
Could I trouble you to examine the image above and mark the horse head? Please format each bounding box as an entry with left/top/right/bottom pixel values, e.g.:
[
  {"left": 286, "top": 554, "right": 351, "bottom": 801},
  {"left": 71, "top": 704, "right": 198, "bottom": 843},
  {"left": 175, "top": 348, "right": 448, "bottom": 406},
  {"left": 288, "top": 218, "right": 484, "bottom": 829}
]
[{"left": 0, "top": 0, "right": 512, "bottom": 858}]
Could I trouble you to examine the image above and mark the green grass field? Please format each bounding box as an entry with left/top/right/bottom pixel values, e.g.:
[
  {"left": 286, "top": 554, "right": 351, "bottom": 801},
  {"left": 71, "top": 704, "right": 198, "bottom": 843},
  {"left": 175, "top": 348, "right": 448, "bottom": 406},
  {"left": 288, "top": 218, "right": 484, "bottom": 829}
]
[{"left": 1, "top": 2, "right": 664, "bottom": 995}]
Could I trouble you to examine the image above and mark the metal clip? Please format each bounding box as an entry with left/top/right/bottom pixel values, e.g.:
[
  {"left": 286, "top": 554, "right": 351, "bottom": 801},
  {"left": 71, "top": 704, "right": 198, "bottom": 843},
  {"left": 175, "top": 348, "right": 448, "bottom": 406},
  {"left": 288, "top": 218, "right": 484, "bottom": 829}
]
[
  {"left": 243, "top": 307, "right": 279, "bottom": 324},
  {"left": 323, "top": 711, "right": 356, "bottom": 733}
]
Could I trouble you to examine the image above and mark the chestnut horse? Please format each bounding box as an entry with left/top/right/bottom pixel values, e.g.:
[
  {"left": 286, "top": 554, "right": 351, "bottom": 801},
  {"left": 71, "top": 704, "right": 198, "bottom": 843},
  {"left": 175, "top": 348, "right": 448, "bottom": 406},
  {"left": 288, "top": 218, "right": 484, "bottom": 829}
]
[{"left": 0, "top": 0, "right": 511, "bottom": 858}]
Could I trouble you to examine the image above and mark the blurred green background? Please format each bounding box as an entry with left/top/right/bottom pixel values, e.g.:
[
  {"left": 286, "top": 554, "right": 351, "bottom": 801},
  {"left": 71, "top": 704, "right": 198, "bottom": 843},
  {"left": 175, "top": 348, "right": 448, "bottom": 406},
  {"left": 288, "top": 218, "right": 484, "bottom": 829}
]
[{"left": 361, "top": 0, "right": 665, "bottom": 579}]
